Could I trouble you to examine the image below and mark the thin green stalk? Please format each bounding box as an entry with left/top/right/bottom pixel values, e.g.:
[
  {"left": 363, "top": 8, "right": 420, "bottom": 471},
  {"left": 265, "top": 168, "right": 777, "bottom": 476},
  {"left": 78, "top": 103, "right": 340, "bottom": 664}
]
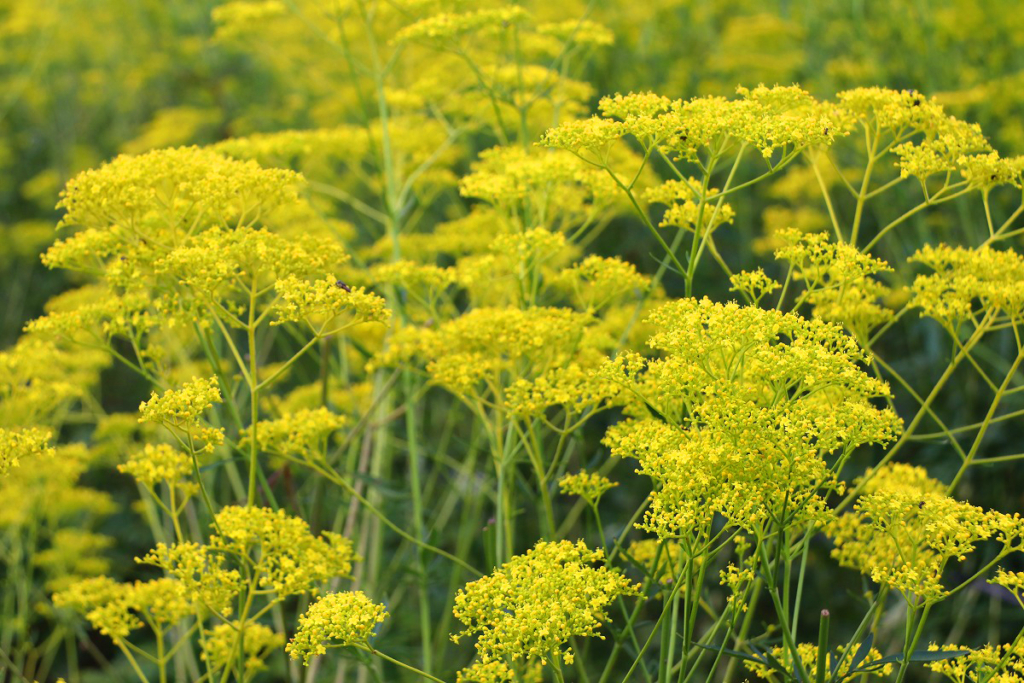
[
  {"left": 946, "top": 345, "right": 1024, "bottom": 492},
  {"left": 404, "top": 370, "right": 433, "bottom": 674}
]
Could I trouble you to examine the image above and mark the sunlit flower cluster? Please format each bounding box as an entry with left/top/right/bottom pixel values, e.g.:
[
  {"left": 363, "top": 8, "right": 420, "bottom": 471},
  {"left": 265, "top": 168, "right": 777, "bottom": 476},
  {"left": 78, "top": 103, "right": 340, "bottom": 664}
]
[{"left": 452, "top": 540, "right": 638, "bottom": 668}]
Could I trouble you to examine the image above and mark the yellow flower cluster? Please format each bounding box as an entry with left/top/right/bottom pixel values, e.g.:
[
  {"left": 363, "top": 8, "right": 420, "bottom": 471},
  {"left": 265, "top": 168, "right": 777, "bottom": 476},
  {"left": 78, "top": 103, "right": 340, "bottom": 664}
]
[
  {"left": 137, "top": 377, "right": 225, "bottom": 451},
  {"left": 53, "top": 576, "right": 192, "bottom": 642},
  {"left": 139, "top": 542, "right": 242, "bottom": 614},
  {"left": 273, "top": 276, "right": 391, "bottom": 328},
  {"left": 459, "top": 146, "right": 619, "bottom": 230},
  {"left": 836, "top": 87, "right": 947, "bottom": 132},
  {"left": 958, "top": 151, "right": 1024, "bottom": 189},
  {"left": 606, "top": 297, "right": 900, "bottom": 536},
  {"left": 25, "top": 286, "right": 156, "bottom": 342},
  {"left": 139, "top": 506, "right": 356, "bottom": 621},
  {"left": 202, "top": 621, "right": 285, "bottom": 678},
  {"left": 209, "top": 0, "right": 288, "bottom": 39},
  {"left": 0, "top": 426, "right": 53, "bottom": 476},
  {"left": 644, "top": 179, "right": 736, "bottom": 233},
  {"left": 376, "top": 306, "right": 589, "bottom": 397},
  {"left": 536, "top": 19, "right": 613, "bottom": 47},
  {"left": 744, "top": 642, "right": 892, "bottom": 682},
  {"left": 829, "top": 464, "right": 1024, "bottom": 603},
  {"left": 211, "top": 125, "right": 371, "bottom": 168},
  {"left": 155, "top": 227, "right": 349, "bottom": 301},
  {"left": 558, "top": 470, "right": 617, "bottom": 504},
  {"left": 56, "top": 146, "right": 301, "bottom": 235},
  {"left": 368, "top": 260, "right": 457, "bottom": 317},
  {"left": 33, "top": 529, "right": 113, "bottom": 592},
  {"left": 0, "top": 336, "right": 108, "bottom": 426},
  {"left": 729, "top": 268, "right": 781, "bottom": 305},
  {"left": 452, "top": 540, "right": 638, "bottom": 668},
  {"left": 893, "top": 116, "right": 990, "bottom": 181},
  {"left": 552, "top": 255, "right": 650, "bottom": 312},
  {"left": 505, "top": 360, "right": 622, "bottom": 418},
  {"left": 990, "top": 569, "right": 1024, "bottom": 607},
  {"left": 928, "top": 643, "right": 1024, "bottom": 683},
  {"left": 542, "top": 85, "right": 836, "bottom": 162},
  {"left": 395, "top": 7, "right": 530, "bottom": 43},
  {"left": 0, "top": 444, "right": 115, "bottom": 530},
  {"left": 208, "top": 506, "right": 356, "bottom": 596},
  {"left": 626, "top": 539, "right": 687, "bottom": 585},
  {"left": 117, "top": 443, "right": 194, "bottom": 491},
  {"left": 286, "top": 591, "right": 389, "bottom": 665},
  {"left": 910, "top": 244, "right": 1024, "bottom": 328},
  {"left": 774, "top": 229, "right": 894, "bottom": 334},
  {"left": 244, "top": 407, "right": 348, "bottom": 462}
]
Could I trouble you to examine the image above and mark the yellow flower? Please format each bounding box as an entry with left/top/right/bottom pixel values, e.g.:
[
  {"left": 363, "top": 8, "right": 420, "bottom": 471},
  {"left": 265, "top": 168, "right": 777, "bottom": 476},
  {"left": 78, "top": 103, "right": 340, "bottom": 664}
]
[
  {"left": 287, "top": 591, "right": 388, "bottom": 665},
  {"left": 558, "top": 470, "right": 618, "bottom": 504},
  {"left": 57, "top": 146, "right": 301, "bottom": 235},
  {"left": 395, "top": 7, "right": 530, "bottom": 43},
  {"left": 117, "top": 443, "right": 193, "bottom": 489},
  {"left": 203, "top": 621, "right": 285, "bottom": 677},
  {"left": 452, "top": 540, "right": 639, "bottom": 667},
  {"left": 0, "top": 426, "right": 54, "bottom": 476},
  {"left": 273, "top": 275, "right": 391, "bottom": 328},
  {"left": 243, "top": 407, "right": 348, "bottom": 463},
  {"left": 209, "top": 506, "right": 356, "bottom": 596}
]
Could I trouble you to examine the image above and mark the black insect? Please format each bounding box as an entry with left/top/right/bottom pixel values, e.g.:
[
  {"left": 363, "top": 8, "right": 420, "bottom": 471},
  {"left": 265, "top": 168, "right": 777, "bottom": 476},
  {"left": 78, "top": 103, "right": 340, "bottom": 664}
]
[{"left": 335, "top": 280, "right": 352, "bottom": 293}]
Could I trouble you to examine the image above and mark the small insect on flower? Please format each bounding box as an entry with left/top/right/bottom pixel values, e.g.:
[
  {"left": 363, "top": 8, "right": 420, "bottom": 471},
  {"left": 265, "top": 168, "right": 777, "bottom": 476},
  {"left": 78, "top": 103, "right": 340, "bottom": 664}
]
[{"left": 335, "top": 280, "right": 352, "bottom": 293}]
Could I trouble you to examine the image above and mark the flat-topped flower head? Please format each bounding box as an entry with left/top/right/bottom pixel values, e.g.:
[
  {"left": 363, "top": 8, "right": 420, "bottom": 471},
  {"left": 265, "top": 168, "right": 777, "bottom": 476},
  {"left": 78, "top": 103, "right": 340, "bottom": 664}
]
[
  {"left": 34, "top": 529, "right": 114, "bottom": 592},
  {"left": 138, "top": 542, "right": 242, "bottom": 614},
  {"left": 729, "top": 268, "right": 781, "bottom": 305},
  {"left": 558, "top": 470, "right": 617, "bottom": 505},
  {"left": 744, "top": 642, "right": 892, "bottom": 682},
  {"left": 242, "top": 407, "right": 348, "bottom": 462},
  {"left": 927, "top": 643, "right": 1024, "bottom": 683},
  {"left": 604, "top": 298, "right": 900, "bottom": 537},
  {"left": 0, "top": 427, "right": 54, "bottom": 476},
  {"left": 459, "top": 146, "right": 619, "bottom": 225},
  {"left": 836, "top": 87, "right": 946, "bottom": 132},
  {"left": 910, "top": 244, "right": 1024, "bottom": 328},
  {"left": 893, "top": 116, "right": 990, "bottom": 181},
  {"left": 505, "top": 360, "right": 622, "bottom": 418},
  {"left": 395, "top": 7, "right": 529, "bottom": 43},
  {"left": 25, "top": 286, "right": 157, "bottom": 344},
  {"left": 596, "top": 92, "right": 677, "bottom": 148},
  {"left": 644, "top": 179, "right": 736, "bottom": 233},
  {"left": 211, "top": 125, "right": 371, "bottom": 167},
  {"left": 773, "top": 229, "right": 895, "bottom": 334},
  {"left": 287, "top": 591, "right": 388, "bottom": 665},
  {"left": 990, "top": 569, "right": 1024, "bottom": 607},
  {"left": 536, "top": 19, "right": 613, "bottom": 47},
  {"left": 53, "top": 576, "right": 192, "bottom": 644},
  {"left": 57, "top": 146, "right": 302, "bottom": 235},
  {"left": 552, "top": 255, "right": 649, "bottom": 312},
  {"left": 452, "top": 540, "right": 638, "bottom": 667},
  {"left": 211, "top": 0, "right": 287, "bottom": 41},
  {"left": 117, "top": 443, "right": 194, "bottom": 490},
  {"left": 539, "top": 116, "right": 626, "bottom": 161},
  {"left": 957, "top": 151, "right": 1024, "bottom": 190},
  {"left": 209, "top": 506, "right": 356, "bottom": 596},
  {"left": 203, "top": 621, "right": 285, "bottom": 678},
  {"left": 155, "top": 227, "right": 350, "bottom": 300},
  {"left": 273, "top": 276, "right": 391, "bottom": 329},
  {"left": 829, "top": 477, "right": 1024, "bottom": 604},
  {"left": 138, "top": 378, "right": 223, "bottom": 451},
  {"left": 375, "top": 305, "right": 590, "bottom": 398}
]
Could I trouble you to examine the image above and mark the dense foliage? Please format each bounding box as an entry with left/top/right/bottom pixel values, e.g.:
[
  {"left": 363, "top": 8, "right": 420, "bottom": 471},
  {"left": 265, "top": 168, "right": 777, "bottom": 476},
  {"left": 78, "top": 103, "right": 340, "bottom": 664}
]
[{"left": 3, "top": 1, "right": 1024, "bottom": 683}]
